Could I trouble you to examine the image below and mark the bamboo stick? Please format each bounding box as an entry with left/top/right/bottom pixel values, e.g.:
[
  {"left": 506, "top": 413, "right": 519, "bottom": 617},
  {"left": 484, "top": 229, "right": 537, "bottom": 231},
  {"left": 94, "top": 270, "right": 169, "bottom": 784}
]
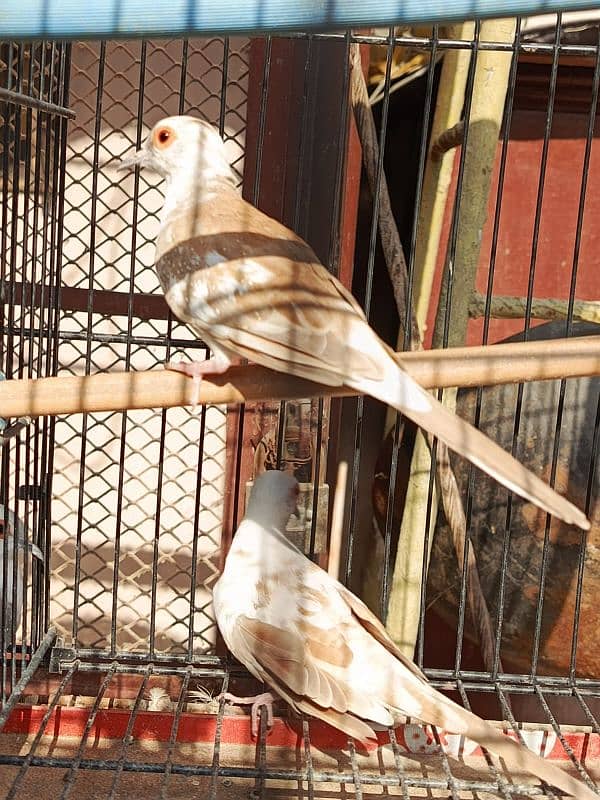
[
  {"left": 328, "top": 461, "right": 348, "bottom": 581},
  {"left": 469, "top": 293, "right": 600, "bottom": 324},
  {"left": 1, "top": 335, "right": 599, "bottom": 419},
  {"left": 384, "top": 20, "right": 474, "bottom": 657},
  {"left": 412, "top": 21, "right": 475, "bottom": 335},
  {"left": 389, "top": 18, "right": 519, "bottom": 656},
  {"left": 432, "top": 17, "right": 518, "bottom": 350}
]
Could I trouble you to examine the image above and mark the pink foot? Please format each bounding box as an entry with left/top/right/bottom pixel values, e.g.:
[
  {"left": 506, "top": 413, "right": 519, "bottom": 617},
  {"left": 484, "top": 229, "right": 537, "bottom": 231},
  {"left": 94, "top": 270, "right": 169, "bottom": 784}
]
[
  {"left": 165, "top": 354, "right": 231, "bottom": 406},
  {"left": 218, "top": 691, "right": 275, "bottom": 737}
]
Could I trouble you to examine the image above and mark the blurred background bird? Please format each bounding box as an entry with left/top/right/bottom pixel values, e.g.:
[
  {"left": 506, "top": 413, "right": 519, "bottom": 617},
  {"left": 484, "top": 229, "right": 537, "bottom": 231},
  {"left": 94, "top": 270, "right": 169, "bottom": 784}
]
[{"left": 0, "top": 504, "right": 44, "bottom": 645}]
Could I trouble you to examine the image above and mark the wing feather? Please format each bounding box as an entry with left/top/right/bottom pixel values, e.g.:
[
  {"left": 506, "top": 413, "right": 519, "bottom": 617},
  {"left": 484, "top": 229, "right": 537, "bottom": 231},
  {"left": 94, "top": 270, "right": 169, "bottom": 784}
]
[
  {"left": 335, "top": 584, "right": 428, "bottom": 682},
  {"left": 158, "top": 233, "right": 387, "bottom": 386},
  {"left": 234, "top": 613, "right": 396, "bottom": 732}
]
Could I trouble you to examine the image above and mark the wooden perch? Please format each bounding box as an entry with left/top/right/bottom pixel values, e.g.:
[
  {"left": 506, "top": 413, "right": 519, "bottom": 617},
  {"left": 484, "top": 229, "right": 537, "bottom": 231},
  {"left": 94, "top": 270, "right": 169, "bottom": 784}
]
[{"left": 1, "top": 335, "right": 600, "bottom": 419}]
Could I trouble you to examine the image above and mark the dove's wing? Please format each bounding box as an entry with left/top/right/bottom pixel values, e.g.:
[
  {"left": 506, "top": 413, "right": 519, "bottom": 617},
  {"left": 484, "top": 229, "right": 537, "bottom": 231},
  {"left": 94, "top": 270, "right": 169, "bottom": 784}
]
[
  {"left": 158, "top": 193, "right": 589, "bottom": 530},
  {"left": 215, "top": 520, "right": 599, "bottom": 799},
  {"left": 159, "top": 249, "right": 384, "bottom": 387},
  {"left": 215, "top": 522, "right": 443, "bottom": 742},
  {"left": 156, "top": 187, "right": 390, "bottom": 387}
]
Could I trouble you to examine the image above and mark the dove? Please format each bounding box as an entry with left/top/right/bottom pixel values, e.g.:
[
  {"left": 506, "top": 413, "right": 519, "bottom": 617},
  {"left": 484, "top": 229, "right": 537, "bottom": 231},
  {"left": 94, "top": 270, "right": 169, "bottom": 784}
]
[
  {"left": 119, "top": 115, "right": 589, "bottom": 531},
  {"left": 0, "top": 505, "right": 44, "bottom": 643},
  {"left": 213, "top": 470, "right": 597, "bottom": 799}
]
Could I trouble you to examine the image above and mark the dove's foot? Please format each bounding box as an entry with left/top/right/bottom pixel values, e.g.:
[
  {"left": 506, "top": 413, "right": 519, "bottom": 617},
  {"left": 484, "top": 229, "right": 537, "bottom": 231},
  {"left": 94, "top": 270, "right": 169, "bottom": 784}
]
[
  {"left": 218, "top": 691, "right": 275, "bottom": 738},
  {"left": 165, "top": 355, "right": 231, "bottom": 378},
  {"left": 165, "top": 354, "right": 231, "bottom": 407}
]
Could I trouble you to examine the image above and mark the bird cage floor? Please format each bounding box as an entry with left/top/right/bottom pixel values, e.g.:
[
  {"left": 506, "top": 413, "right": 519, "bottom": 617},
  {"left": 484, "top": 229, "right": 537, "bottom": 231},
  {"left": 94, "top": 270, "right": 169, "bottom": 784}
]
[
  {"left": 1, "top": 661, "right": 600, "bottom": 799},
  {"left": 0, "top": 724, "right": 598, "bottom": 800}
]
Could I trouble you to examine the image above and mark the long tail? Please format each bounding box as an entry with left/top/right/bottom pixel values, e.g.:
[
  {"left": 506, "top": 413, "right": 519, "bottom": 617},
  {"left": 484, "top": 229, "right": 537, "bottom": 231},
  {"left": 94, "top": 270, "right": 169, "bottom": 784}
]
[
  {"left": 454, "top": 701, "right": 597, "bottom": 798},
  {"left": 354, "top": 356, "right": 590, "bottom": 530},
  {"left": 400, "top": 678, "right": 598, "bottom": 799}
]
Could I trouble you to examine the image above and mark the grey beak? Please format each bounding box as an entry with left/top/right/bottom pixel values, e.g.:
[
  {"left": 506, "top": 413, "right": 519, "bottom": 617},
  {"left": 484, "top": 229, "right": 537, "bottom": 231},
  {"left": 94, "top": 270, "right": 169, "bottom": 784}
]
[
  {"left": 2, "top": 539, "right": 44, "bottom": 561},
  {"left": 28, "top": 542, "right": 44, "bottom": 562},
  {"left": 117, "top": 149, "right": 146, "bottom": 173}
]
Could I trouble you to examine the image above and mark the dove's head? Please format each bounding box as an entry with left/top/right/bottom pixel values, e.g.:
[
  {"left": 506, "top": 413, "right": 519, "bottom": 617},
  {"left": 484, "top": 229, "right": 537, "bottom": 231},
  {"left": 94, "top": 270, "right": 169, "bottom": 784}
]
[
  {"left": 246, "top": 470, "right": 300, "bottom": 531},
  {"left": 0, "top": 504, "right": 44, "bottom": 561},
  {"left": 119, "top": 115, "right": 235, "bottom": 186},
  {"left": 0, "top": 505, "right": 19, "bottom": 545}
]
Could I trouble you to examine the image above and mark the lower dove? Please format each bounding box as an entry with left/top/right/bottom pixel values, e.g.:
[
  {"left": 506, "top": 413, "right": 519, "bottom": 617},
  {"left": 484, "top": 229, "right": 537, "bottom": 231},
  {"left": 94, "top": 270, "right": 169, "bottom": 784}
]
[
  {"left": 119, "top": 115, "right": 588, "bottom": 531},
  {"left": 213, "top": 470, "right": 597, "bottom": 799}
]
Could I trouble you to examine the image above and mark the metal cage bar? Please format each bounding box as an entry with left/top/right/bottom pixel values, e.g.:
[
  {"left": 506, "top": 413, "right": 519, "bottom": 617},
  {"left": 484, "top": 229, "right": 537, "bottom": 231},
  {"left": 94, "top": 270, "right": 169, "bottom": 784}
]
[
  {"left": 2, "top": 0, "right": 600, "bottom": 40},
  {"left": 0, "top": 39, "right": 71, "bottom": 700}
]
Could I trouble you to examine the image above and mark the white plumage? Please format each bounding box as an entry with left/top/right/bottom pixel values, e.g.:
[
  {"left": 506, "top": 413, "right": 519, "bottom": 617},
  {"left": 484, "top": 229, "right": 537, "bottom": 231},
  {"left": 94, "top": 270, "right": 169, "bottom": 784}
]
[
  {"left": 119, "top": 114, "right": 589, "bottom": 530},
  {"left": 213, "top": 471, "right": 597, "bottom": 799}
]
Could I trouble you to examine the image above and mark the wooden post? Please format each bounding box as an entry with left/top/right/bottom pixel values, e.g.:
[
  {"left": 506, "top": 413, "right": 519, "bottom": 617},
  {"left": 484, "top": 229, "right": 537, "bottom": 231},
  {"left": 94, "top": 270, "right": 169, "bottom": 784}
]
[{"left": 387, "top": 19, "right": 518, "bottom": 656}]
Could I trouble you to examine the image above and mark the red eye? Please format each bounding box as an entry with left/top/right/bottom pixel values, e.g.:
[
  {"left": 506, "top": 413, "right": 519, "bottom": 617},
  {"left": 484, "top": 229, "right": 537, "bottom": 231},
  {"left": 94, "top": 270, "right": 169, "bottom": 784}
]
[{"left": 154, "top": 127, "right": 175, "bottom": 148}]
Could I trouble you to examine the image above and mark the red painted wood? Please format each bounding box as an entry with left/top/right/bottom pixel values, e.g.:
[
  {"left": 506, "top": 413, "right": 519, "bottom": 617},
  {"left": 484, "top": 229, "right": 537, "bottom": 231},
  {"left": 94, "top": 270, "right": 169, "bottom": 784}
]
[
  {"left": 424, "top": 109, "right": 600, "bottom": 349},
  {"left": 3, "top": 704, "right": 599, "bottom": 761}
]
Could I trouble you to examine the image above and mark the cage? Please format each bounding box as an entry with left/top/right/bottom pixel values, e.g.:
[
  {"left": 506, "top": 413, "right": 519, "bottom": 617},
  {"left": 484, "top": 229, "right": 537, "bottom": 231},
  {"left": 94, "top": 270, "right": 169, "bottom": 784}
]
[{"left": 0, "top": 4, "right": 600, "bottom": 799}]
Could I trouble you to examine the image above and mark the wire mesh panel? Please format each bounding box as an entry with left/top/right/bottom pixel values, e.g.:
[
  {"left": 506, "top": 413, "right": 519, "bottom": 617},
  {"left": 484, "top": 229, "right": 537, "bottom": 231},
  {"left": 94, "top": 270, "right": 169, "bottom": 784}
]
[
  {"left": 49, "top": 38, "right": 249, "bottom": 656},
  {"left": 0, "top": 40, "right": 71, "bottom": 695}
]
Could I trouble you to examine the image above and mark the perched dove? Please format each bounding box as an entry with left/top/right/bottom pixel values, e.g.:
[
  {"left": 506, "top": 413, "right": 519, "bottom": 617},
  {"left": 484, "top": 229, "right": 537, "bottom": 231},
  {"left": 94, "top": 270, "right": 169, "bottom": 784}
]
[
  {"left": 0, "top": 505, "right": 43, "bottom": 643},
  {"left": 213, "top": 470, "right": 597, "bottom": 799},
  {"left": 119, "top": 115, "right": 589, "bottom": 530}
]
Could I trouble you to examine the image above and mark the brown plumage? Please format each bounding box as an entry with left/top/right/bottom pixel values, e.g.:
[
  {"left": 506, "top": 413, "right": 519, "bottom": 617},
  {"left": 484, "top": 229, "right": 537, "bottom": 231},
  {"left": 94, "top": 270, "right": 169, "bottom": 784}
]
[
  {"left": 213, "top": 471, "right": 597, "bottom": 798},
  {"left": 119, "top": 115, "right": 589, "bottom": 530}
]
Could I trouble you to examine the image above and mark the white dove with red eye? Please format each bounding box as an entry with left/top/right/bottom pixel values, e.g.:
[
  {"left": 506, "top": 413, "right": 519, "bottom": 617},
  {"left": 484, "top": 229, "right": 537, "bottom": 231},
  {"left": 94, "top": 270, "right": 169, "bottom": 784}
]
[
  {"left": 213, "top": 470, "right": 598, "bottom": 800},
  {"left": 0, "top": 505, "right": 44, "bottom": 642},
  {"left": 118, "top": 115, "right": 589, "bottom": 531}
]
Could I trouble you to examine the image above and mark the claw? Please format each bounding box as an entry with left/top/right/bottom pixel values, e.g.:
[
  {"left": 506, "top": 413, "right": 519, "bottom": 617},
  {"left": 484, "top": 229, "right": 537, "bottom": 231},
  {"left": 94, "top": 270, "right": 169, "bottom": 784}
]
[
  {"left": 165, "top": 354, "right": 231, "bottom": 409},
  {"left": 218, "top": 691, "right": 275, "bottom": 738}
]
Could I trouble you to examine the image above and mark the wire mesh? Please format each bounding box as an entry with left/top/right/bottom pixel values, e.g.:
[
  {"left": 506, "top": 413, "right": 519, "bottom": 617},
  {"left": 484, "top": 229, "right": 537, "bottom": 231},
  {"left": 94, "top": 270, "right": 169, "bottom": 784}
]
[
  {"left": 0, "top": 40, "right": 71, "bottom": 697},
  {"left": 1, "top": 11, "right": 600, "bottom": 800},
  {"left": 50, "top": 38, "right": 250, "bottom": 656}
]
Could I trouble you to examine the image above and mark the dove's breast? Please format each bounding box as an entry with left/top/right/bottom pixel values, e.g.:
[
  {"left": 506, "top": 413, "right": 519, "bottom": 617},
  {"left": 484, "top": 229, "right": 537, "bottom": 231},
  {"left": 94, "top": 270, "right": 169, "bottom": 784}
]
[{"left": 213, "top": 521, "right": 309, "bottom": 636}]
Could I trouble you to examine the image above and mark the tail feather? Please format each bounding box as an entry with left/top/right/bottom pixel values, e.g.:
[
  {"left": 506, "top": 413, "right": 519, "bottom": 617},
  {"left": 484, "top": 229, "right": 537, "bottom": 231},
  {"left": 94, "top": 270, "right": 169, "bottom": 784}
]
[
  {"left": 356, "top": 359, "right": 590, "bottom": 531},
  {"left": 463, "top": 712, "right": 598, "bottom": 799},
  {"left": 406, "top": 685, "right": 598, "bottom": 799}
]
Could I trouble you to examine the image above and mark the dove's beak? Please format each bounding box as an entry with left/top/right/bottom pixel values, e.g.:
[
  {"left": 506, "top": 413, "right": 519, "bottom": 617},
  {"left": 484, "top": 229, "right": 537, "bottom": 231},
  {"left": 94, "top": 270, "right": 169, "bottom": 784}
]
[
  {"left": 117, "top": 148, "right": 147, "bottom": 173},
  {"left": 28, "top": 542, "right": 44, "bottom": 562}
]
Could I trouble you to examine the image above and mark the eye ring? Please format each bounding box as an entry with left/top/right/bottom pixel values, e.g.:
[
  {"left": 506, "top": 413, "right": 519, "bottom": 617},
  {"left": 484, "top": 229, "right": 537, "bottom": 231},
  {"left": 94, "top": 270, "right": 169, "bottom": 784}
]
[{"left": 154, "top": 127, "right": 175, "bottom": 148}]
